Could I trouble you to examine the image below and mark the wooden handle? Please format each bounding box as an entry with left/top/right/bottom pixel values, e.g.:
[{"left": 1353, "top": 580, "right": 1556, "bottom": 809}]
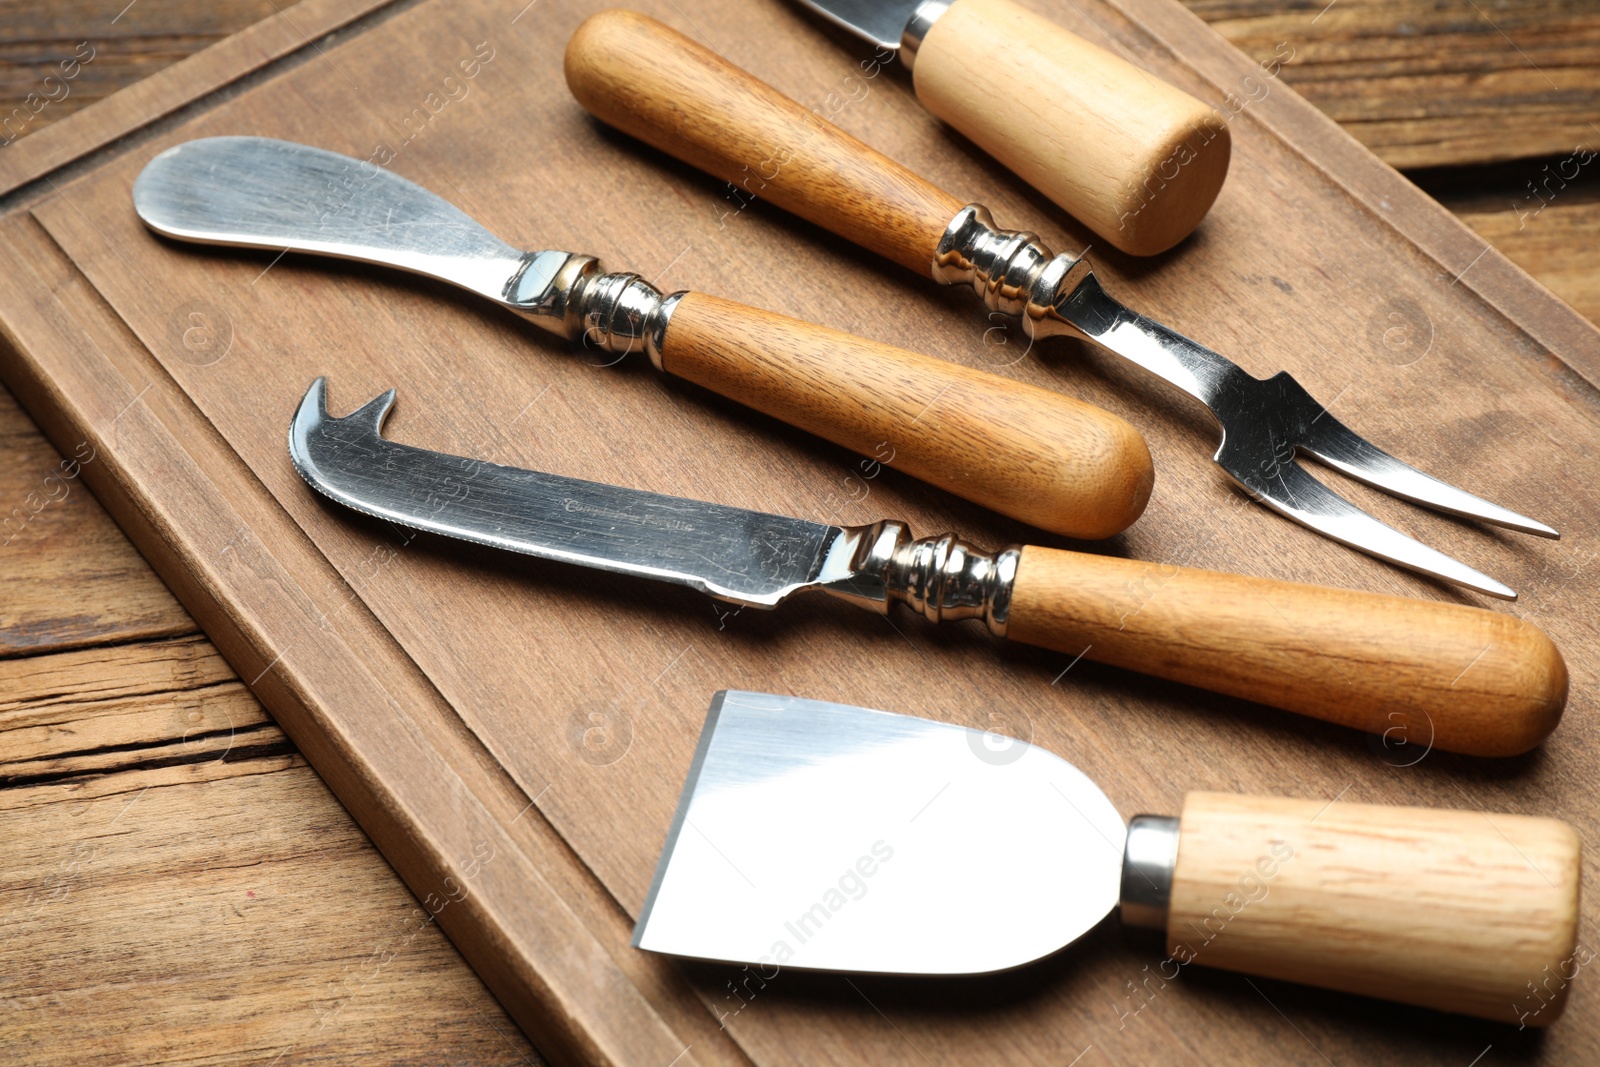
[
  {"left": 1168, "top": 792, "right": 1582, "bottom": 1025},
  {"left": 661, "top": 293, "right": 1151, "bottom": 539},
  {"left": 1007, "top": 547, "right": 1567, "bottom": 755},
  {"left": 565, "top": 9, "right": 964, "bottom": 274},
  {"left": 914, "top": 0, "right": 1231, "bottom": 255}
]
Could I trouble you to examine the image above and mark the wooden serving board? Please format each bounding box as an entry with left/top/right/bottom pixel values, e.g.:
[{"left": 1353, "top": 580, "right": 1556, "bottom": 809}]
[{"left": 1, "top": 0, "right": 1597, "bottom": 1063}]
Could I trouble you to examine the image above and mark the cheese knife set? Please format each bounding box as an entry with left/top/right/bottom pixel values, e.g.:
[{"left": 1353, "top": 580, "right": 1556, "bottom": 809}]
[{"left": 125, "top": 1, "right": 1580, "bottom": 1031}]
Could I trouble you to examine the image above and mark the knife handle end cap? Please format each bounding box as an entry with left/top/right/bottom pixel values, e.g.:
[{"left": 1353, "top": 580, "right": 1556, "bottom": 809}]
[{"left": 913, "top": 0, "right": 1231, "bottom": 256}]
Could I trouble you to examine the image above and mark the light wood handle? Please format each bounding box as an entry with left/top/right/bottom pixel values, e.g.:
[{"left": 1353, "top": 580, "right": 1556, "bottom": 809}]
[
  {"left": 914, "top": 0, "right": 1231, "bottom": 255},
  {"left": 661, "top": 293, "right": 1152, "bottom": 539},
  {"left": 565, "top": 9, "right": 964, "bottom": 274},
  {"left": 1007, "top": 547, "right": 1567, "bottom": 755},
  {"left": 1168, "top": 792, "right": 1582, "bottom": 1025}
]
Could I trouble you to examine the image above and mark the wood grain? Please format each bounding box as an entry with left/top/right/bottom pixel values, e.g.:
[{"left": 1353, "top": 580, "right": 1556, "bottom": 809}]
[
  {"left": 915, "top": 0, "right": 1231, "bottom": 254},
  {"left": 0, "top": 637, "right": 542, "bottom": 1065},
  {"left": 0, "top": 0, "right": 398, "bottom": 195},
  {"left": 0, "top": 385, "right": 191, "bottom": 655},
  {"left": 663, "top": 292, "right": 1154, "bottom": 538},
  {"left": 1459, "top": 198, "right": 1600, "bottom": 328},
  {"left": 1006, "top": 545, "right": 1568, "bottom": 756},
  {"left": 565, "top": 9, "right": 963, "bottom": 275},
  {"left": 1168, "top": 792, "right": 1583, "bottom": 1025},
  {"left": 3, "top": 0, "right": 1600, "bottom": 1063},
  {"left": 0, "top": 0, "right": 277, "bottom": 139},
  {"left": 1180, "top": 0, "right": 1600, "bottom": 169}
]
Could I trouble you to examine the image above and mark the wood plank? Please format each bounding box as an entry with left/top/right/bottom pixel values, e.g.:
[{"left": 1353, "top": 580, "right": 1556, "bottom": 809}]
[
  {"left": 0, "top": 759, "right": 543, "bottom": 1065},
  {"left": 0, "top": 0, "right": 399, "bottom": 195},
  {"left": 1434, "top": 162, "right": 1600, "bottom": 328},
  {"left": 1463, "top": 197, "right": 1600, "bottom": 326},
  {"left": 0, "top": 384, "right": 191, "bottom": 655},
  {"left": 0, "top": 628, "right": 547, "bottom": 1063},
  {"left": 0, "top": 0, "right": 277, "bottom": 141},
  {"left": 1181, "top": 0, "right": 1600, "bottom": 169}
]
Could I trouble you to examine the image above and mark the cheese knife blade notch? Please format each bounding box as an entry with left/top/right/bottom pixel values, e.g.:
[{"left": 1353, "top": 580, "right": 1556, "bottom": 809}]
[
  {"left": 565, "top": 12, "right": 1561, "bottom": 598},
  {"left": 131, "top": 135, "right": 1153, "bottom": 541},
  {"left": 791, "top": 0, "right": 1230, "bottom": 254},
  {"left": 634, "top": 691, "right": 1581, "bottom": 1026},
  {"left": 289, "top": 379, "right": 1566, "bottom": 757}
]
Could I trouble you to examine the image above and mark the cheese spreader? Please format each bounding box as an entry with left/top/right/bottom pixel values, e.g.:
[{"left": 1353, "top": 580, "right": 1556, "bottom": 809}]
[
  {"left": 635, "top": 691, "right": 1581, "bottom": 1026},
  {"left": 565, "top": 12, "right": 1562, "bottom": 599},
  {"left": 131, "top": 135, "right": 1153, "bottom": 541},
  {"left": 783, "top": 0, "right": 1232, "bottom": 254},
  {"left": 288, "top": 379, "right": 1566, "bottom": 756}
]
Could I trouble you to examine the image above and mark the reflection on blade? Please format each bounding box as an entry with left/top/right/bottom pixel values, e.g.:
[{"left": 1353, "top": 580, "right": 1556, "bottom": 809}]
[
  {"left": 1062, "top": 272, "right": 1536, "bottom": 596},
  {"left": 133, "top": 136, "right": 531, "bottom": 304},
  {"left": 1299, "top": 413, "right": 1559, "bottom": 539},
  {"left": 287, "top": 379, "right": 845, "bottom": 607},
  {"left": 1223, "top": 455, "right": 1516, "bottom": 600},
  {"left": 792, "top": 0, "right": 918, "bottom": 49},
  {"left": 634, "top": 691, "right": 1125, "bottom": 975}
]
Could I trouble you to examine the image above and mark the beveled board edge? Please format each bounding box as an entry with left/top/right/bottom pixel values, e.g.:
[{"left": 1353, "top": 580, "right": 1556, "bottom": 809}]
[
  {"left": 0, "top": 0, "right": 402, "bottom": 197},
  {"left": 1107, "top": 0, "right": 1600, "bottom": 391},
  {"left": 0, "top": 212, "right": 750, "bottom": 1067}
]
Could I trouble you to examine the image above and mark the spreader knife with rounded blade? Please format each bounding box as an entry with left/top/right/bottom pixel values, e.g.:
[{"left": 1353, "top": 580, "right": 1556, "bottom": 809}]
[
  {"left": 131, "top": 135, "right": 1153, "bottom": 541},
  {"left": 634, "top": 690, "right": 1580, "bottom": 1026},
  {"left": 289, "top": 379, "right": 1566, "bottom": 757}
]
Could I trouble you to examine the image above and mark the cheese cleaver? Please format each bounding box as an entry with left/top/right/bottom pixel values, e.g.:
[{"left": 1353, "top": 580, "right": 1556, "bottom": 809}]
[
  {"left": 635, "top": 690, "right": 1581, "bottom": 1026},
  {"left": 287, "top": 379, "right": 1567, "bottom": 757}
]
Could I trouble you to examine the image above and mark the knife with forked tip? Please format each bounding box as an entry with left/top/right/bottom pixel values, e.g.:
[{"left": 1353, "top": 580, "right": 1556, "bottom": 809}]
[
  {"left": 635, "top": 690, "right": 1581, "bottom": 1026},
  {"left": 289, "top": 379, "right": 1567, "bottom": 757},
  {"left": 132, "top": 135, "right": 1153, "bottom": 541},
  {"left": 564, "top": 13, "right": 1561, "bottom": 599}
]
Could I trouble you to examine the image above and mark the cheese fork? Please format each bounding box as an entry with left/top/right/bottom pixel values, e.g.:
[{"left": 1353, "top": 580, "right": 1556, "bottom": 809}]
[{"left": 566, "top": 10, "right": 1560, "bottom": 599}]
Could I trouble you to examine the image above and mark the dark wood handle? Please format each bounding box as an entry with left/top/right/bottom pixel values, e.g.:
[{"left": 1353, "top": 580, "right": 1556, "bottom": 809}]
[
  {"left": 1170, "top": 792, "right": 1581, "bottom": 1025},
  {"left": 565, "top": 9, "right": 963, "bottom": 275},
  {"left": 661, "top": 293, "right": 1152, "bottom": 539},
  {"left": 1007, "top": 546, "right": 1567, "bottom": 755}
]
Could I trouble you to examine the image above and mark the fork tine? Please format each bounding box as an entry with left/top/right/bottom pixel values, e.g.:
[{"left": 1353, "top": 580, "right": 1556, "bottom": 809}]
[
  {"left": 1298, "top": 412, "right": 1558, "bottom": 539},
  {"left": 1235, "top": 460, "right": 1517, "bottom": 599}
]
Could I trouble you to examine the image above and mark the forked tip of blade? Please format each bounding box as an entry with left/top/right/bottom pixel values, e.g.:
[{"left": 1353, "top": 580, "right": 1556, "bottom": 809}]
[
  {"left": 288, "top": 378, "right": 399, "bottom": 494},
  {"left": 1525, "top": 517, "right": 1561, "bottom": 540},
  {"left": 1463, "top": 571, "right": 1518, "bottom": 601}
]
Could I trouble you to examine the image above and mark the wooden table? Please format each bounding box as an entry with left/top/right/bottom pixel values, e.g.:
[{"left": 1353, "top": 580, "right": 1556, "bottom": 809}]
[{"left": 1, "top": 2, "right": 1594, "bottom": 1063}]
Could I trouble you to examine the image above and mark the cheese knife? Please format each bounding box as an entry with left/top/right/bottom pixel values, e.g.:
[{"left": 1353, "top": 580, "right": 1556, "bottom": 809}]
[
  {"left": 131, "top": 135, "right": 1153, "bottom": 540},
  {"left": 779, "top": 0, "right": 1231, "bottom": 254},
  {"left": 634, "top": 690, "right": 1581, "bottom": 1026},
  {"left": 565, "top": 12, "right": 1562, "bottom": 599},
  {"left": 287, "top": 378, "right": 1567, "bottom": 757}
]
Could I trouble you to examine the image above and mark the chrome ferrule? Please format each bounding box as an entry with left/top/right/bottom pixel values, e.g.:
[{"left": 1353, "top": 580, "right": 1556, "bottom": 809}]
[
  {"left": 572, "top": 270, "right": 680, "bottom": 365},
  {"left": 932, "top": 205, "right": 1092, "bottom": 340},
  {"left": 504, "top": 251, "right": 681, "bottom": 368},
  {"left": 1120, "top": 814, "right": 1180, "bottom": 931},
  {"left": 822, "top": 521, "right": 1019, "bottom": 637},
  {"left": 898, "top": 0, "right": 952, "bottom": 71}
]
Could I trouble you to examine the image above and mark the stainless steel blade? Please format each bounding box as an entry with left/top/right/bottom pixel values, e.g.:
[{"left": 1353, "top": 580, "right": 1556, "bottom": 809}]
[
  {"left": 634, "top": 690, "right": 1125, "bottom": 974},
  {"left": 288, "top": 379, "right": 863, "bottom": 607},
  {"left": 792, "top": 0, "right": 918, "bottom": 50},
  {"left": 132, "top": 136, "right": 568, "bottom": 309},
  {"left": 1057, "top": 273, "right": 1523, "bottom": 598}
]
